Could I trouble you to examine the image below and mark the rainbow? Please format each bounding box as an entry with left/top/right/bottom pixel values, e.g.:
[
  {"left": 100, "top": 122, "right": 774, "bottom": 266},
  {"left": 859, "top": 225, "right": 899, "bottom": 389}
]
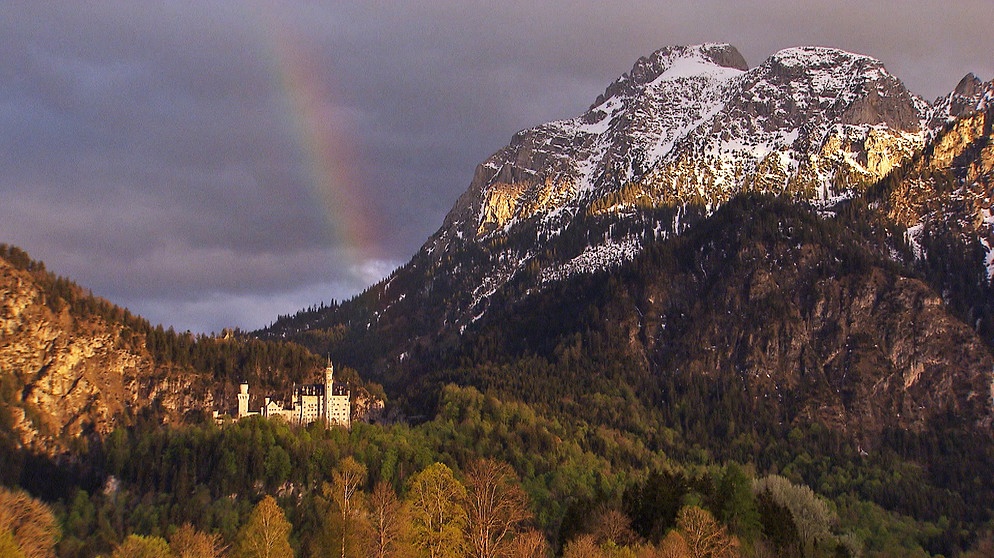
[{"left": 262, "top": 18, "right": 380, "bottom": 263}]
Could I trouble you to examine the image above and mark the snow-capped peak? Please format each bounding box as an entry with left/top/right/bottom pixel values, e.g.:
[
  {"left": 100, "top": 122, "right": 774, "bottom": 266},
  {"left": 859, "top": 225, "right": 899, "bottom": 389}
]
[
  {"left": 406, "top": 43, "right": 993, "bottom": 329},
  {"left": 422, "top": 44, "right": 961, "bottom": 305}
]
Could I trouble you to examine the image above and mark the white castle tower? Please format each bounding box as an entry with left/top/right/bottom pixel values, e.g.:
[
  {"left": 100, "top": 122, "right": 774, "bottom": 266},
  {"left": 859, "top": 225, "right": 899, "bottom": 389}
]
[
  {"left": 324, "top": 360, "right": 351, "bottom": 428},
  {"left": 237, "top": 383, "right": 250, "bottom": 418},
  {"left": 324, "top": 361, "right": 334, "bottom": 422}
]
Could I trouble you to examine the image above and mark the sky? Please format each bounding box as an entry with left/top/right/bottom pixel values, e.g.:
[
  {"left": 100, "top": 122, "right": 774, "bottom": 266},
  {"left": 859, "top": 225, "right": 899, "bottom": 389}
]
[{"left": 1, "top": 1, "right": 991, "bottom": 334}]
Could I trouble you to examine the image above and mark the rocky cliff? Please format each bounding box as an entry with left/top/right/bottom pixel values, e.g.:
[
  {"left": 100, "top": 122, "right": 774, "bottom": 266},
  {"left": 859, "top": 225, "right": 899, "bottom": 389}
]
[{"left": 0, "top": 251, "right": 213, "bottom": 455}]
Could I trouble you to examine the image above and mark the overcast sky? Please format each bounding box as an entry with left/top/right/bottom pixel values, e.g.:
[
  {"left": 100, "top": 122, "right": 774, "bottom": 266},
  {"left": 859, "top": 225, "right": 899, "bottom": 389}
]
[{"left": 1, "top": 1, "right": 991, "bottom": 334}]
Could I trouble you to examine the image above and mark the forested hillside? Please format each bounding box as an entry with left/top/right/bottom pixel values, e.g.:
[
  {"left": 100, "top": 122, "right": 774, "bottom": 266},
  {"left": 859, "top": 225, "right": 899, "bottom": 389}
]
[
  {"left": 7, "top": 384, "right": 992, "bottom": 557},
  {"left": 0, "top": 242, "right": 350, "bottom": 458}
]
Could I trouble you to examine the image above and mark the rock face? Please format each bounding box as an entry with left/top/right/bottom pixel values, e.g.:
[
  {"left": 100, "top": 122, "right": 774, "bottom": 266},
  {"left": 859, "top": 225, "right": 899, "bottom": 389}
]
[
  {"left": 0, "top": 256, "right": 212, "bottom": 454},
  {"left": 634, "top": 200, "right": 994, "bottom": 437},
  {"left": 887, "top": 103, "right": 994, "bottom": 272},
  {"left": 928, "top": 73, "right": 994, "bottom": 130}
]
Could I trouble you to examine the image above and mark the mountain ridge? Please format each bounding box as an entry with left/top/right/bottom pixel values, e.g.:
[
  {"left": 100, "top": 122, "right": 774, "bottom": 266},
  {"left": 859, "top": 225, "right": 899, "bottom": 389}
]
[
  {"left": 261, "top": 44, "right": 994, "bottom": 444},
  {"left": 431, "top": 44, "right": 932, "bottom": 257},
  {"left": 377, "top": 44, "right": 977, "bottom": 339}
]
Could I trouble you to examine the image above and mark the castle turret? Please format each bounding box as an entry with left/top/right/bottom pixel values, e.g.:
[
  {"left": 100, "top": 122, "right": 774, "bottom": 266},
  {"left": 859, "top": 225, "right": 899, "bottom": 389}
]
[
  {"left": 324, "top": 361, "right": 334, "bottom": 423},
  {"left": 324, "top": 360, "right": 351, "bottom": 428},
  {"left": 237, "top": 383, "right": 249, "bottom": 418}
]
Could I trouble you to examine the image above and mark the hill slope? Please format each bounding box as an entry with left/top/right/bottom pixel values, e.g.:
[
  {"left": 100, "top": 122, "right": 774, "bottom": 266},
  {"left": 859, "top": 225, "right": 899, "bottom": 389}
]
[{"left": 0, "top": 245, "right": 323, "bottom": 456}]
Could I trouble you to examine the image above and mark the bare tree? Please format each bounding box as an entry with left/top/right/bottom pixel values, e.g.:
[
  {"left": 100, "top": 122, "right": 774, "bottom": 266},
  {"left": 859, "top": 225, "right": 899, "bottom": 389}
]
[
  {"left": 562, "top": 534, "right": 604, "bottom": 558},
  {"left": 170, "top": 523, "right": 227, "bottom": 558},
  {"left": 369, "top": 481, "right": 404, "bottom": 558},
  {"left": 654, "top": 530, "right": 691, "bottom": 558},
  {"left": 676, "top": 506, "right": 738, "bottom": 558},
  {"left": 590, "top": 507, "right": 637, "bottom": 547},
  {"left": 505, "top": 528, "right": 550, "bottom": 558},
  {"left": 464, "top": 459, "right": 532, "bottom": 558},
  {"left": 331, "top": 456, "right": 368, "bottom": 558}
]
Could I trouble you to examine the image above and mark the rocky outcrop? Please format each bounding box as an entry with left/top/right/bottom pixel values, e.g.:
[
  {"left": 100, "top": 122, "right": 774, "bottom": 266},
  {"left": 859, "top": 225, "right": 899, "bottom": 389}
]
[
  {"left": 644, "top": 212, "right": 994, "bottom": 438},
  {"left": 886, "top": 104, "right": 994, "bottom": 272},
  {"left": 0, "top": 257, "right": 211, "bottom": 454},
  {"left": 928, "top": 73, "right": 994, "bottom": 130}
]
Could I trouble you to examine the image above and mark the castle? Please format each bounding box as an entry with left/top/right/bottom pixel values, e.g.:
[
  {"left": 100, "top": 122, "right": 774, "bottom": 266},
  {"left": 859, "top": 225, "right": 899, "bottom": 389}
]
[{"left": 233, "top": 361, "right": 351, "bottom": 428}]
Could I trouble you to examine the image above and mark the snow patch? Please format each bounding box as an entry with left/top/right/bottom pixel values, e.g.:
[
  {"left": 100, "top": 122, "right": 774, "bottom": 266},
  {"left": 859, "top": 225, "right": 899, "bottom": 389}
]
[
  {"left": 540, "top": 237, "right": 643, "bottom": 284},
  {"left": 905, "top": 224, "right": 925, "bottom": 260}
]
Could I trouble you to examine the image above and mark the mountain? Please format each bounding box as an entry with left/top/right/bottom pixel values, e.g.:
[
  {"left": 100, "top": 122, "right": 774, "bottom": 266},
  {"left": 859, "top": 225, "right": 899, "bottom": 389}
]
[
  {"left": 422, "top": 45, "right": 929, "bottom": 295},
  {"left": 928, "top": 72, "right": 994, "bottom": 130},
  {"left": 875, "top": 91, "right": 994, "bottom": 340},
  {"left": 257, "top": 48, "right": 994, "bottom": 537},
  {"left": 435, "top": 45, "right": 927, "bottom": 247},
  {"left": 330, "top": 44, "right": 957, "bottom": 340},
  {"left": 262, "top": 44, "right": 994, "bottom": 455},
  {"left": 264, "top": 43, "right": 989, "bottom": 354}
]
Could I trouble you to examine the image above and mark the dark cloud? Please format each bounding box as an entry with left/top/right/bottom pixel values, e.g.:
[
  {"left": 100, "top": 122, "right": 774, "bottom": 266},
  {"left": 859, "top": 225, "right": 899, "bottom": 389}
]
[{"left": 1, "top": 1, "right": 991, "bottom": 333}]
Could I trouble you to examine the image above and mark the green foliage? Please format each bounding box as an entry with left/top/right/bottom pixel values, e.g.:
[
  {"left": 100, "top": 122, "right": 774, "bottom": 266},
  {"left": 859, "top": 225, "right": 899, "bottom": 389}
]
[
  {"left": 233, "top": 496, "right": 294, "bottom": 558},
  {"left": 754, "top": 475, "right": 840, "bottom": 557},
  {"left": 757, "top": 488, "right": 800, "bottom": 556},
  {"left": 0, "top": 527, "right": 25, "bottom": 558},
  {"left": 407, "top": 462, "right": 468, "bottom": 558},
  {"left": 110, "top": 534, "right": 172, "bottom": 558},
  {"left": 623, "top": 469, "right": 688, "bottom": 542},
  {"left": 713, "top": 463, "right": 761, "bottom": 541},
  {"left": 0, "top": 383, "right": 970, "bottom": 557}
]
